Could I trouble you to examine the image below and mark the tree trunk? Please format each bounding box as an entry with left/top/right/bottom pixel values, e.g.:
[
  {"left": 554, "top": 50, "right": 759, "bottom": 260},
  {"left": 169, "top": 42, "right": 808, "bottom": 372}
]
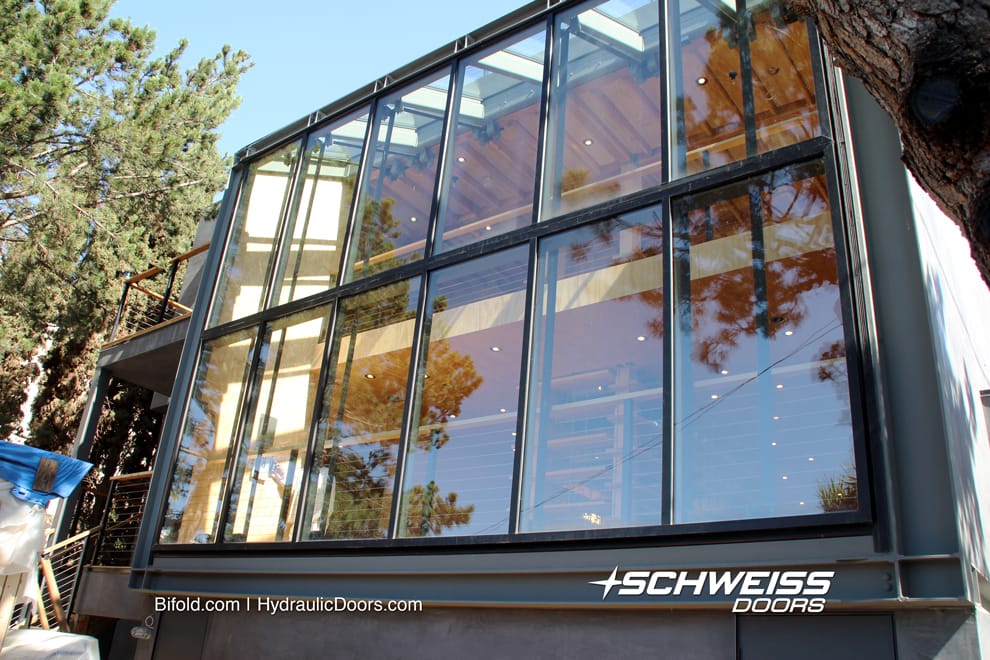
[{"left": 788, "top": 0, "right": 990, "bottom": 286}]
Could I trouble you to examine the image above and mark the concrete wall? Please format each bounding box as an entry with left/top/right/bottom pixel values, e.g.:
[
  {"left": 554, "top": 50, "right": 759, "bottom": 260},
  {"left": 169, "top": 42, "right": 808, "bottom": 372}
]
[{"left": 145, "top": 607, "right": 990, "bottom": 660}]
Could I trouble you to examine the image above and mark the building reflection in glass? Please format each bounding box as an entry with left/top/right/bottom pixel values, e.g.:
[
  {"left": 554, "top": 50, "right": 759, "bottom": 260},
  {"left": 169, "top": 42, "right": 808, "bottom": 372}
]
[{"left": 521, "top": 205, "right": 665, "bottom": 532}]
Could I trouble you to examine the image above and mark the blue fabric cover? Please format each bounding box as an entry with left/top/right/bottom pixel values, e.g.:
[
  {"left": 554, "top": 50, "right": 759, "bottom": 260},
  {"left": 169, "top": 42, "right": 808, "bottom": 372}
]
[{"left": 0, "top": 441, "right": 92, "bottom": 505}]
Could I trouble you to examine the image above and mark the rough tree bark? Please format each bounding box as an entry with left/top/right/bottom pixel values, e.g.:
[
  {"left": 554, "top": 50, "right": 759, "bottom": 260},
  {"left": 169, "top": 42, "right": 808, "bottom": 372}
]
[{"left": 787, "top": 0, "right": 990, "bottom": 286}]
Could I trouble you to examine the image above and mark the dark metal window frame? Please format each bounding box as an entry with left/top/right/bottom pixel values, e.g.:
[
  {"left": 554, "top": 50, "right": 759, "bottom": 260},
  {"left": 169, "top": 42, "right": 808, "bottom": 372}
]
[{"left": 150, "top": 0, "right": 877, "bottom": 558}]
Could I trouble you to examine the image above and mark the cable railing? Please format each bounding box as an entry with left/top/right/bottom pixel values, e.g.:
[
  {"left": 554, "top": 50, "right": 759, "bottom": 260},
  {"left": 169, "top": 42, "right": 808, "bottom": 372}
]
[
  {"left": 90, "top": 471, "right": 153, "bottom": 567},
  {"left": 107, "top": 243, "right": 210, "bottom": 343}
]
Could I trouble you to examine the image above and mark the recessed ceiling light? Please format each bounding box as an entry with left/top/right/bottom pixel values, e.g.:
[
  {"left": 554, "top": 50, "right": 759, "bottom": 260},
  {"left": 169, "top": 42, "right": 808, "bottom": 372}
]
[
  {"left": 457, "top": 156, "right": 465, "bottom": 163},
  {"left": 720, "top": 369, "right": 729, "bottom": 375},
  {"left": 490, "top": 346, "right": 501, "bottom": 352},
  {"left": 776, "top": 384, "right": 784, "bottom": 389},
  {"left": 485, "top": 225, "right": 492, "bottom": 231},
  {"left": 771, "top": 441, "right": 778, "bottom": 446},
  {"left": 365, "top": 374, "right": 375, "bottom": 379},
  {"left": 808, "top": 457, "right": 815, "bottom": 462},
  {"left": 784, "top": 330, "right": 794, "bottom": 336},
  {"left": 711, "top": 394, "right": 719, "bottom": 400},
  {"left": 782, "top": 475, "right": 789, "bottom": 480},
  {"left": 583, "top": 138, "right": 594, "bottom": 146},
  {"left": 799, "top": 501, "right": 806, "bottom": 506},
  {"left": 772, "top": 415, "right": 780, "bottom": 421},
  {"left": 449, "top": 414, "right": 456, "bottom": 419},
  {"left": 410, "top": 216, "right": 417, "bottom": 223},
  {"left": 499, "top": 408, "right": 507, "bottom": 413},
  {"left": 696, "top": 76, "right": 708, "bottom": 85},
  {"left": 636, "top": 335, "right": 646, "bottom": 342}
]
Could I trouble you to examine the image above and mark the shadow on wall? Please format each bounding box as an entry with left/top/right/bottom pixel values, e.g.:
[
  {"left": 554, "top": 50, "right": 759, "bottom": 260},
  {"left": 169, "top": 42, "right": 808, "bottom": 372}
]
[{"left": 923, "top": 260, "right": 990, "bottom": 579}]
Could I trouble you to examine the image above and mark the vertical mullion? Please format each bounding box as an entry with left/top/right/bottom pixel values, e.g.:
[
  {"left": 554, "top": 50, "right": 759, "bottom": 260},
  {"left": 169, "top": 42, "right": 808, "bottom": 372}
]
[
  {"left": 280, "top": 136, "right": 330, "bottom": 305},
  {"left": 658, "top": 0, "right": 671, "bottom": 185},
  {"left": 428, "top": 62, "right": 462, "bottom": 257},
  {"left": 667, "top": 0, "right": 688, "bottom": 178},
  {"left": 545, "top": 18, "right": 571, "bottom": 219},
  {"left": 508, "top": 238, "right": 540, "bottom": 533},
  {"left": 337, "top": 103, "right": 378, "bottom": 285},
  {"left": 531, "top": 16, "right": 555, "bottom": 224},
  {"left": 387, "top": 272, "right": 432, "bottom": 538},
  {"left": 736, "top": 0, "right": 759, "bottom": 158},
  {"left": 214, "top": 324, "right": 268, "bottom": 543},
  {"left": 260, "top": 142, "right": 307, "bottom": 312},
  {"left": 292, "top": 305, "right": 339, "bottom": 542},
  {"left": 748, "top": 181, "right": 775, "bottom": 514},
  {"left": 661, "top": 198, "right": 676, "bottom": 526}
]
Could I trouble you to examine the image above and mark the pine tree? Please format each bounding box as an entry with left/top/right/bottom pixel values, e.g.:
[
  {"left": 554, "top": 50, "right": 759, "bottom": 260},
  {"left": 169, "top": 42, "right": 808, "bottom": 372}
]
[{"left": 0, "top": 0, "right": 250, "bottom": 497}]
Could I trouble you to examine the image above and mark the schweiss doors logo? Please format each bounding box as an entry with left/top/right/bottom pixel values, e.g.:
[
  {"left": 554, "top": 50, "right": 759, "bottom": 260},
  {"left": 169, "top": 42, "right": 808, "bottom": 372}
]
[{"left": 590, "top": 567, "right": 834, "bottom": 613}]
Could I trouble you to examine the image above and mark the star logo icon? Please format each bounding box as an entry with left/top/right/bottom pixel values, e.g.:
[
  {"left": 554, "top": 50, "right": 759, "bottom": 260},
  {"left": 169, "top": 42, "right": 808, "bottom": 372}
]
[{"left": 589, "top": 566, "right": 623, "bottom": 600}]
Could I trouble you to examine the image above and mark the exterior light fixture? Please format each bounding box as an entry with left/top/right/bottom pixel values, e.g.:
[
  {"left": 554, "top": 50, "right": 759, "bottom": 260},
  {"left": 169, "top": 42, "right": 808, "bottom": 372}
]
[{"left": 696, "top": 76, "right": 708, "bottom": 85}]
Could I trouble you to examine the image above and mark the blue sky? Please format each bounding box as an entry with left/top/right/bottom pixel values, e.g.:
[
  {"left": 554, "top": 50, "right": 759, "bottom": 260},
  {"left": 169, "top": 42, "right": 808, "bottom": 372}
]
[{"left": 110, "top": 0, "right": 527, "bottom": 158}]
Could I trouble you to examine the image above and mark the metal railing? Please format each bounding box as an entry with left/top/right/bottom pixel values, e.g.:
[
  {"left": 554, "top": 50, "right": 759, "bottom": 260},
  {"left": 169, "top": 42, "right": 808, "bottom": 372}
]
[
  {"left": 91, "top": 471, "right": 154, "bottom": 567},
  {"left": 107, "top": 243, "right": 210, "bottom": 343},
  {"left": 38, "top": 526, "right": 100, "bottom": 631}
]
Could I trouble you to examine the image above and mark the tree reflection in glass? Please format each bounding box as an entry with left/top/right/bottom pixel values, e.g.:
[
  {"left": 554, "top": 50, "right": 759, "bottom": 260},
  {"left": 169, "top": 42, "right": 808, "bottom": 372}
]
[
  {"left": 400, "top": 246, "right": 529, "bottom": 537},
  {"left": 304, "top": 279, "right": 420, "bottom": 540},
  {"left": 671, "top": 0, "right": 820, "bottom": 177},
  {"left": 672, "top": 160, "right": 856, "bottom": 523}
]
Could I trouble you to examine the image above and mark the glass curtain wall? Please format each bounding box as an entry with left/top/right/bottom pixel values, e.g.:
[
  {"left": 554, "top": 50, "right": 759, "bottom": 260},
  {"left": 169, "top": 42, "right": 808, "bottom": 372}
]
[
  {"left": 399, "top": 247, "right": 529, "bottom": 537},
  {"left": 160, "top": 328, "right": 257, "bottom": 543},
  {"left": 671, "top": 161, "right": 855, "bottom": 522},
  {"left": 209, "top": 141, "right": 302, "bottom": 327},
  {"left": 542, "top": 0, "right": 663, "bottom": 219},
  {"left": 304, "top": 279, "right": 422, "bottom": 540},
  {"left": 271, "top": 112, "right": 369, "bottom": 306},
  {"left": 345, "top": 74, "right": 451, "bottom": 280},
  {"left": 223, "top": 306, "right": 330, "bottom": 542},
  {"left": 669, "top": 0, "right": 820, "bottom": 177},
  {"left": 159, "top": 0, "right": 862, "bottom": 547},
  {"left": 520, "top": 206, "right": 665, "bottom": 532},
  {"left": 434, "top": 27, "right": 547, "bottom": 251}
]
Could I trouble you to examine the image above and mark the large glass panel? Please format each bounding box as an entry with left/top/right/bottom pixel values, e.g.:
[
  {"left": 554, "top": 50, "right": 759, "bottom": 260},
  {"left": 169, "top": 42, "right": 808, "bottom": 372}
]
[
  {"left": 210, "top": 141, "right": 302, "bottom": 326},
  {"left": 345, "top": 74, "right": 450, "bottom": 281},
  {"left": 670, "top": 0, "right": 820, "bottom": 177},
  {"left": 399, "top": 247, "right": 529, "bottom": 537},
  {"left": 303, "top": 278, "right": 421, "bottom": 540},
  {"left": 435, "top": 28, "right": 547, "bottom": 252},
  {"left": 159, "top": 328, "right": 257, "bottom": 544},
  {"left": 271, "top": 112, "right": 369, "bottom": 306},
  {"left": 672, "top": 161, "right": 856, "bottom": 523},
  {"left": 224, "top": 306, "right": 330, "bottom": 542},
  {"left": 542, "top": 0, "right": 662, "bottom": 219},
  {"left": 520, "top": 206, "right": 664, "bottom": 532}
]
